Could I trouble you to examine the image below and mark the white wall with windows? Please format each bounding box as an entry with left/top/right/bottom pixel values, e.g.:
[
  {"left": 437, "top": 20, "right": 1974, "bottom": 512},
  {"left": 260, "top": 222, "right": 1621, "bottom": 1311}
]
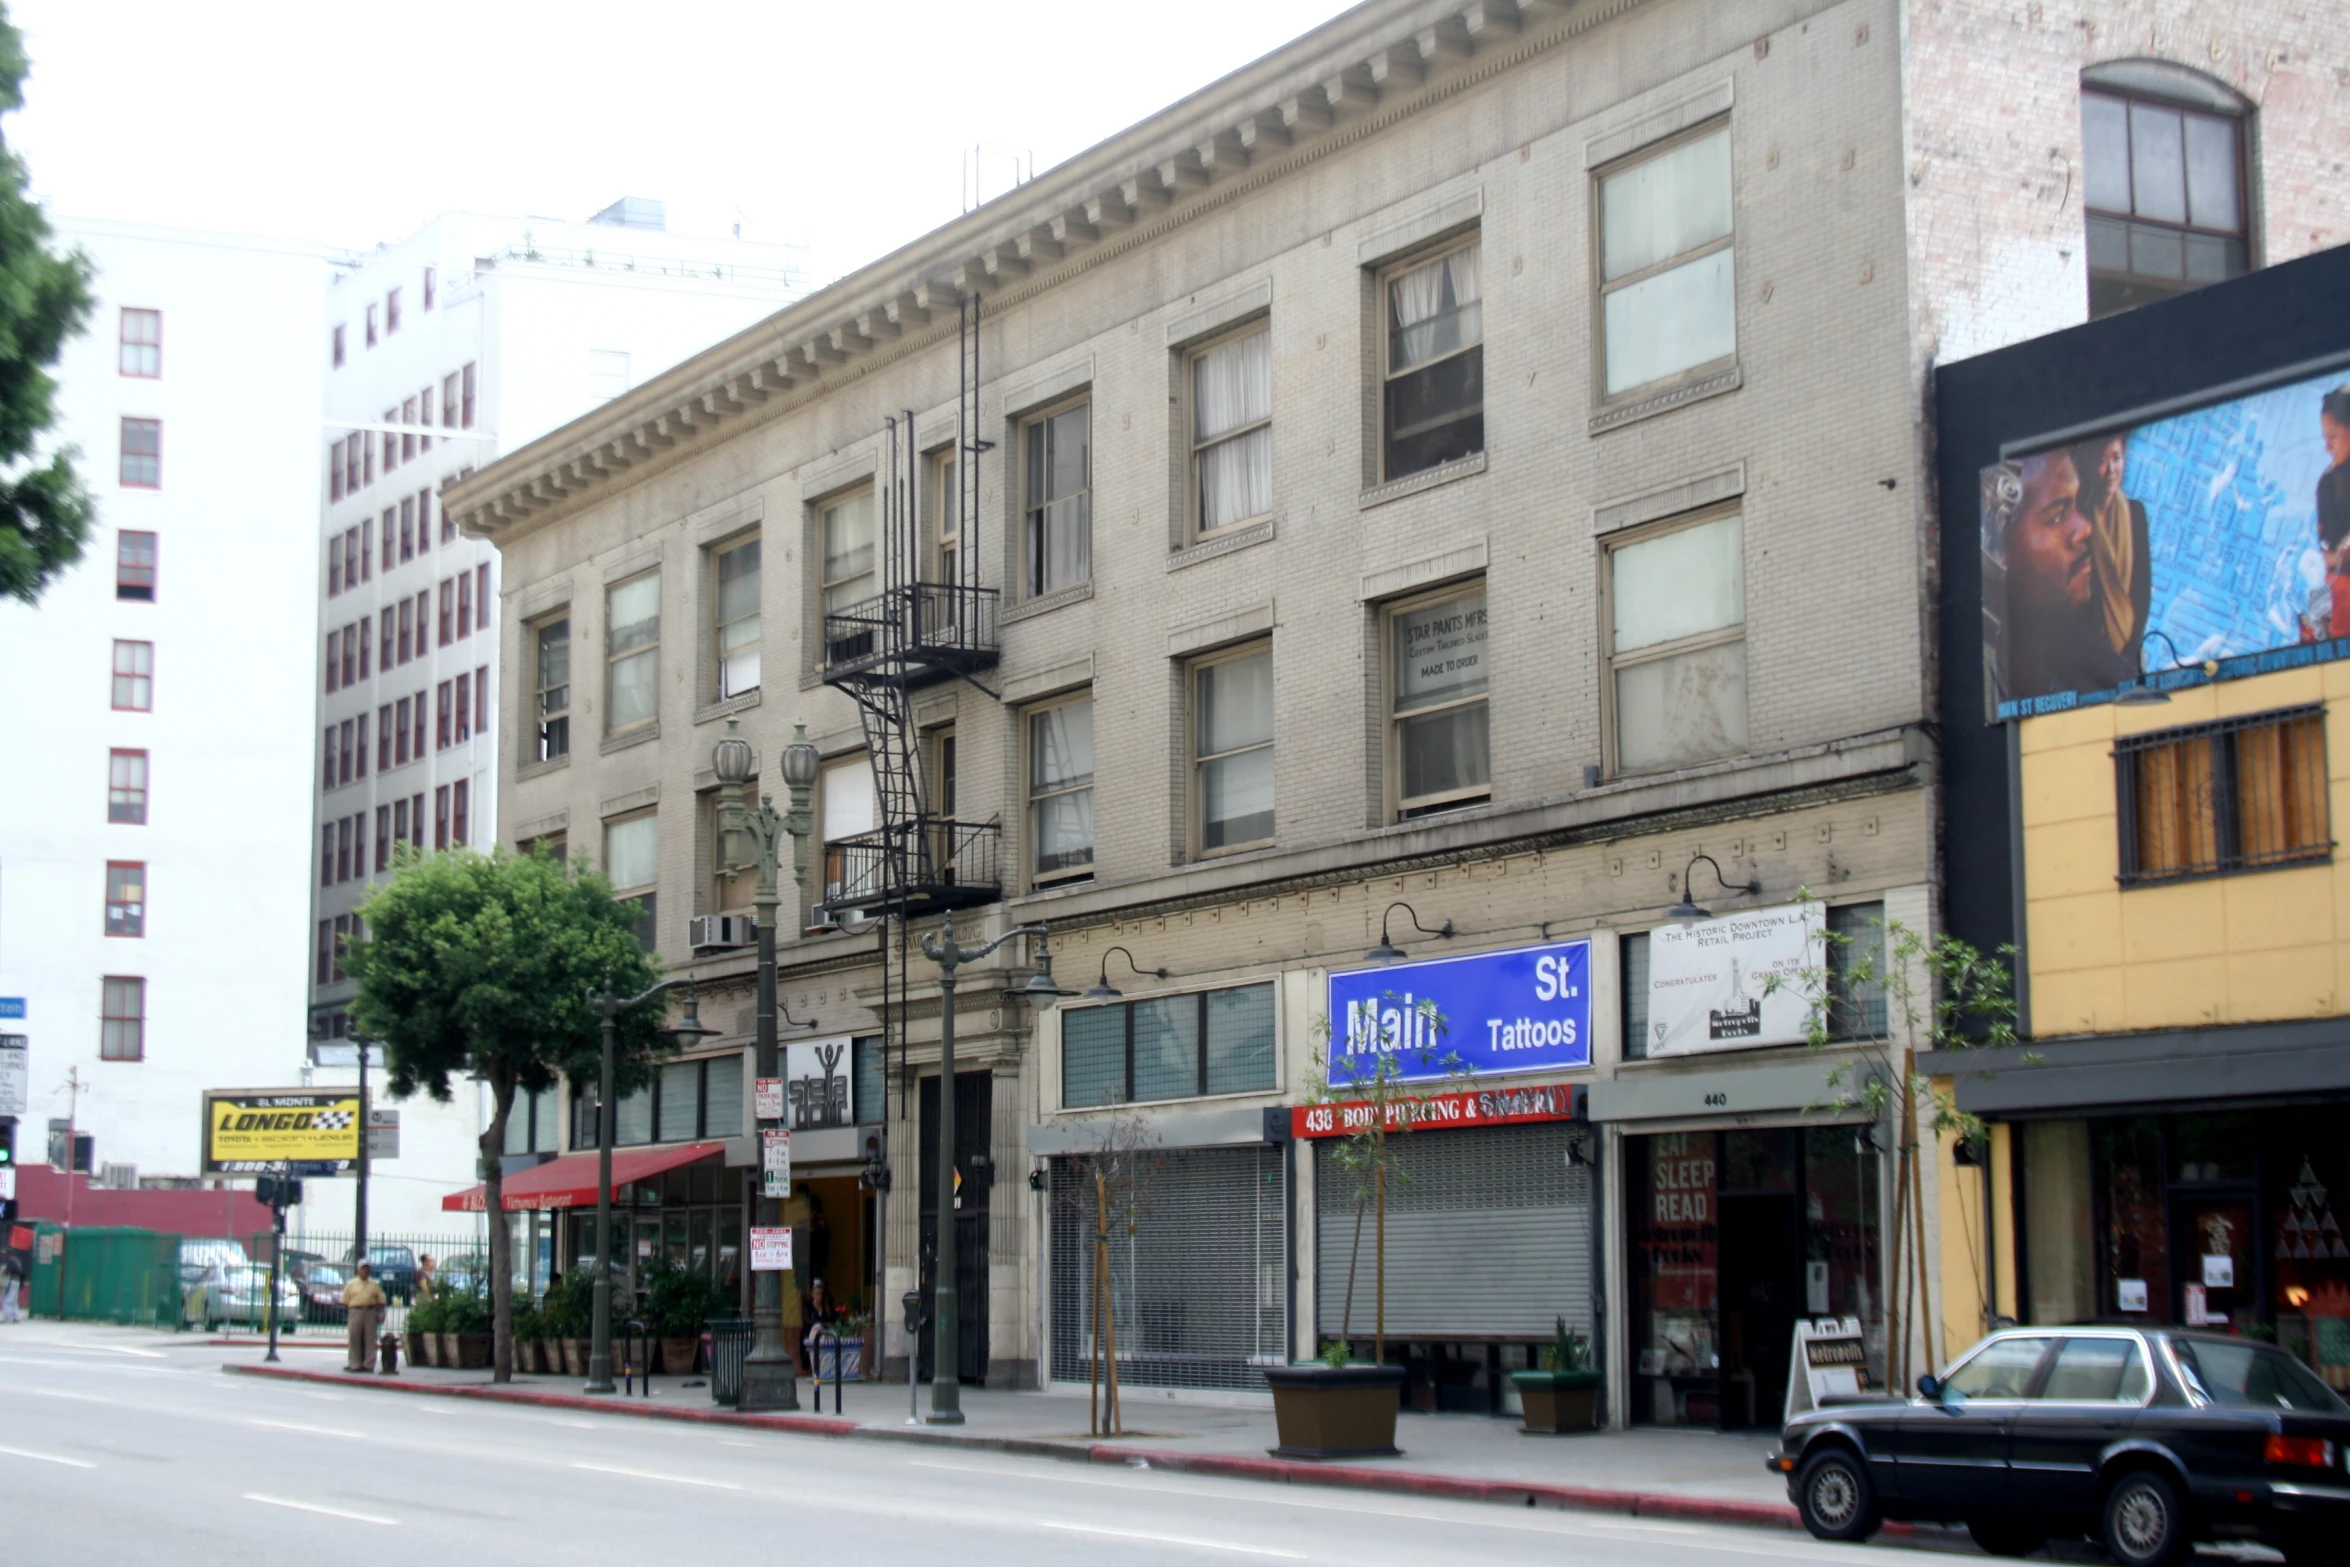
[{"left": 0, "top": 220, "right": 329, "bottom": 1197}]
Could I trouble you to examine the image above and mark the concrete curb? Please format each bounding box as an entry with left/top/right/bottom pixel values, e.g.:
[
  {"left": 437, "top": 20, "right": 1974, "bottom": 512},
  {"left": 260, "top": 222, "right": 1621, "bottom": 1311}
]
[{"left": 223, "top": 1363, "right": 1807, "bottom": 1533}]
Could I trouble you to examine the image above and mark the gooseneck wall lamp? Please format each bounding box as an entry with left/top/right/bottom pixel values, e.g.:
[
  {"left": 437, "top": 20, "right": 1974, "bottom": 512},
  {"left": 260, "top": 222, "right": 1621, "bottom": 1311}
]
[
  {"left": 1365, "top": 901, "right": 1454, "bottom": 964},
  {"left": 2113, "top": 629, "right": 2219, "bottom": 708},
  {"left": 1664, "top": 852, "right": 1761, "bottom": 925},
  {"left": 1082, "top": 945, "right": 1170, "bottom": 1002}
]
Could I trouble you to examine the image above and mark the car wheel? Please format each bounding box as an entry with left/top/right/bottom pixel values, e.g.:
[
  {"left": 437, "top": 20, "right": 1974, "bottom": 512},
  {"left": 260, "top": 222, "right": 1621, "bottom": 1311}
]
[
  {"left": 2102, "top": 1470, "right": 2187, "bottom": 1567},
  {"left": 1966, "top": 1520, "right": 2045, "bottom": 1558},
  {"left": 1795, "top": 1448, "right": 1880, "bottom": 1543}
]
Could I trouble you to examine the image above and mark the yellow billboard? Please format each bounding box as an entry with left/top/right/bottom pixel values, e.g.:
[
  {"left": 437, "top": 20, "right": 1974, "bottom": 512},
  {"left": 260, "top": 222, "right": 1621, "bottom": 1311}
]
[{"left": 202, "top": 1090, "right": 360, "bottom": 1173}]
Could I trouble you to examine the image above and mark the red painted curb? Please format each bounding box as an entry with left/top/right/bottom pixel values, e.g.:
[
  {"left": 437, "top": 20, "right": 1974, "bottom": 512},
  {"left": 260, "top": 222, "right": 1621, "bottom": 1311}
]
[
  {"left": 1086, "top": 1446, "right": 1800, "bottom": 1530},
  {"left": 226, "top": 1363, "right": 858, "bottom": 1436},
  {"left": 227, "top": 1363, "right": 1816, "bottom": 1536}
]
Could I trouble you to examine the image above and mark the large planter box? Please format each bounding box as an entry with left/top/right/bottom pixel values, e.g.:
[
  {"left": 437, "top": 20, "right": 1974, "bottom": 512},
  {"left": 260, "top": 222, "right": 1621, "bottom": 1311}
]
[
  {"left": 405, "top": 1329, "right": 428, "bottom": 1367},
  {"left": 453, "top": 1332, "right": 492, "bottom": 1370},
  {"left": 1511, "top": 1370, "right": 1602, "bottom": 1434},
  {"left": 811, "top": 1336, "right": 864, "bottom": 1382},
  {"left": 562, "top": 1338, "right": 587, "bottom": 1377},
  {"left": 1264, "top": 1364, "right": 1406, "bottom": 1460},
  {"left": 660, "top": 1337, "right": 698, "bottom": 1375}
]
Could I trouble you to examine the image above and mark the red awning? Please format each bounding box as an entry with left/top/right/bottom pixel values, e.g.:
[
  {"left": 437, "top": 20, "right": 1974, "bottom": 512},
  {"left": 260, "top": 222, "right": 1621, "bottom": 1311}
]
[{"left": 440, "top": 1140, "right": 727, "bottom": 1213}]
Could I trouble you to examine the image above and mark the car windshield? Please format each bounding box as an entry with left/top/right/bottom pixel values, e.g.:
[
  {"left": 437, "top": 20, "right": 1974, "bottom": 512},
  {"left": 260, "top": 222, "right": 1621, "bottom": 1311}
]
[
  {"left": 2168, "top": 1339, "right": 2347, "bottom": 1413},
  {"left": 1939, "top": 1335, "right": 2050, "bottom": 1402}
]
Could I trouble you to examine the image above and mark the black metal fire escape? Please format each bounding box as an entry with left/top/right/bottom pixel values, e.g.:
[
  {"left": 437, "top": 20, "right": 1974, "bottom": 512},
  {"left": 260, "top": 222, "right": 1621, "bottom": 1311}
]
[{"left": 818, "top": 296, "right": 1003, "bottom": 922}]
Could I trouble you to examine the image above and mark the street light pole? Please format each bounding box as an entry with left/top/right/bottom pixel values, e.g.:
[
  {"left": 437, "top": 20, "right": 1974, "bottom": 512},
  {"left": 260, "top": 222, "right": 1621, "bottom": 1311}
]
[
  {"left": 581, "top": 976, "right": 714, "bottom": 1395},
  {"left": 714, "top": 716, "right": 819, "bottom": 1414},
  {"left": 917, "top": 921, "right": 1070, "bottom": 1424}
]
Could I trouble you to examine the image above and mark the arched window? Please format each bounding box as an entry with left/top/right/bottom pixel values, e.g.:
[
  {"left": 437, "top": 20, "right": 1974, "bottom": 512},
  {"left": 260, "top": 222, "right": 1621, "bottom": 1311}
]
[{"left": 2081, "top": 60, "right": 2252, "bottom": 317}]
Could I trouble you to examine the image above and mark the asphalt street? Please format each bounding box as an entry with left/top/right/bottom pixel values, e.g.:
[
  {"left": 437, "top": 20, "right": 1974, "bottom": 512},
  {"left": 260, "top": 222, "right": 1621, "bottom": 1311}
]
[{"left": 0, "top": 1324, "right": 2272, "bottom": 1565}]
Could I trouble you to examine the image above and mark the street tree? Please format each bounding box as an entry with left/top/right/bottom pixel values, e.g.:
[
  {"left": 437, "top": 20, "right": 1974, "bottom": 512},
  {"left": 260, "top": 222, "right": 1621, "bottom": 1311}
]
[
  {"left": 0, "top": 4, "right": 96, "bottom": 608},
  {"left": 1050, "top": 1106, "right": 1163, "bottom": 1435},
  {"left": 346, "top": 844, "right": 666, "bottom": 1382}
]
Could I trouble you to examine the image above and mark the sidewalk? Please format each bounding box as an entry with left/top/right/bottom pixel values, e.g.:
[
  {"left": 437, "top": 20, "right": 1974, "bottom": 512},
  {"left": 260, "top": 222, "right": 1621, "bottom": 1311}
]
[{"left": 223, "top": 1353, "right": 1807, "bottom": 1531}]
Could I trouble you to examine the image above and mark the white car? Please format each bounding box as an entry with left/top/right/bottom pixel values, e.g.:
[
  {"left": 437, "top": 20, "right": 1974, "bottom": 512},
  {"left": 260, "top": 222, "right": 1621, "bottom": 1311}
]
[{"left": 192, "top": 1263, "right": 301, "bottom": 1329}]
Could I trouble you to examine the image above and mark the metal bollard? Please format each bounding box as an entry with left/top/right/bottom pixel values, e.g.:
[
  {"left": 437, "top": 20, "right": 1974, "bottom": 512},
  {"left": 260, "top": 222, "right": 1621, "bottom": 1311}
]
[{"left": 377, "top": 1329, "right": 401, "bottom": 1375}]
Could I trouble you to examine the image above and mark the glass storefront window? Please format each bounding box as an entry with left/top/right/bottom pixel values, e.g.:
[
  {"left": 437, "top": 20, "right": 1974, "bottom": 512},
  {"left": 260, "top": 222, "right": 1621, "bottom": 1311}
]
[
  {"left": 2098, "top": 1117, "right": 2172, "bottom": 1322},
  {"left": 1631, "top": 1130, "right": 1722, "bottom": 1424}
]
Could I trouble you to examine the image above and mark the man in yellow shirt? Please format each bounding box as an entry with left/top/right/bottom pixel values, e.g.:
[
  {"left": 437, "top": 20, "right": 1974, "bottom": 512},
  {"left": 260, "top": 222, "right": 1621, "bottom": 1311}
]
[{"left": 342, "top": 1261, "right": 388, "bottom": 1373}]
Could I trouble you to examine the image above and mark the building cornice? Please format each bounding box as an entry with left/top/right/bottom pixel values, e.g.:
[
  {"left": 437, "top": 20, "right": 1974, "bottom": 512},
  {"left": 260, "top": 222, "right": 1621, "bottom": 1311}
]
[{"left": 450, "top": 0, "right": 1648, "bottom": 545}]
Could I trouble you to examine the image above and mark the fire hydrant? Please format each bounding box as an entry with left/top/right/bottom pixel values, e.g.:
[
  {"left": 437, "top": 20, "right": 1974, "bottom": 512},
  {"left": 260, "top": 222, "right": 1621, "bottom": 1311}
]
[{"left": 377, "top": 1329, "right": 401, "bottom": 1376}]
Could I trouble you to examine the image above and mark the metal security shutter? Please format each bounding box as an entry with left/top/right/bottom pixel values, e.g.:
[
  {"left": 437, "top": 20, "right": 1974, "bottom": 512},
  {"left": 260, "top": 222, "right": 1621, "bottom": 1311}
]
[
  {"left": 1316, "top": 1122, "right": 1592, "bottom": 1339},
  {"left": 1050, "top": 1144, "right": 1285, "bottom": 1392}
]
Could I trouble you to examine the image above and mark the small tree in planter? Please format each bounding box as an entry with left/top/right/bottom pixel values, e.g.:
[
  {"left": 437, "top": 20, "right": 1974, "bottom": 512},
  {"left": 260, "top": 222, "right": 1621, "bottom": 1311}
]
[
  {"left": 1513, "top": 1317, "right": 1601, "bottom": 1433},
  {"left": 541, "top": 1267, "right": 596, "bottom": 1377},
  {"left": 645, "top": 1258, "right": 728, "bottom": 1374},
  {"left": 1262, "top": 996, "right": 1473, "bottom": 1460}
]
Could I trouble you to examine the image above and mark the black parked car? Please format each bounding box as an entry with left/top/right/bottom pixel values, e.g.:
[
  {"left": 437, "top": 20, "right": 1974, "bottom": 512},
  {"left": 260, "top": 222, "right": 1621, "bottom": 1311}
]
[
  {"left": 341, "top": 1243, "right": 419, "bottom": 1303},
  {"left": 1772, "top": 1326, "right": 2350, "bottom": 1565}
]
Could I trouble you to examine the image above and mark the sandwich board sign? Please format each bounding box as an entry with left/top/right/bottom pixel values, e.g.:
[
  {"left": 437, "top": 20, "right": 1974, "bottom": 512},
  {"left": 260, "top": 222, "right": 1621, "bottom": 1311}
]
[{"left": 1784, "top": 1317, "right": 1872, "bottom": 1422}]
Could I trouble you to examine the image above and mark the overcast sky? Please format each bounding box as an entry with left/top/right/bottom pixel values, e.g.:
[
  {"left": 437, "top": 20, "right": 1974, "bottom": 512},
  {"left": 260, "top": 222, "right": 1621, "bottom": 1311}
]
[{"left": 12, "top": 0, "right": 1355, "bottom": 285}]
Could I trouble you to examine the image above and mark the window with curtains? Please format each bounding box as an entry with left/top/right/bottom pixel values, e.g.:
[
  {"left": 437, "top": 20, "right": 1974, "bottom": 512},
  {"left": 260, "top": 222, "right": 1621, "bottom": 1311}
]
[
  {"left": 112, "top": 640, "right": 153, "bottom": 711},
  {"left": 109, "top": 749, "right": 148, "bottom": 823},
  {"left": 2116, "top": 707, "right": 2332, "bottom": 886},
  {"left": 375, "top": 805, "right": 390, "bottom": 871},
  {"left": 1193, "top": 645, "right": 1274, "bottom": 854},
  {"left": 1027, "top": 694, "right": 1094, "bottom": 883},
  {"left": 1190, "top": 323, "right": 1271, "bottom": 537},
  {"left": 1381, "top": 240, "right": 1483, "bottom": 480},
  {"left": 931, "top": 449, "right": 960, "bottom": 589},
  {"left": 119, "top": 418, "right": 161, "bottom": 487},
  {"left": 712, "top": 535, "right": 761, "bottom": 698},
  {"left": 1606, "top": 509, "right": 1745, "bottom": 773},
  {"left": 1024, "top": 400, "right": 1090, "bottom": 596},
  {"left": 820, "top": 756, "right": 878, "bottom": 909},
  {"left": 1387, "top": 584, "right": 1489, "bottom": 818},
  {"left": 606, "top": 573, "right": 660, "bottom": 734},
  {"left": 2082, "top": 68, "right": 2248, "bottom": 318},
  {"left": 605, "top": 812, "right": 659, "bottom": 949},
  {"left": 117, "top": 531, "right": 157, "bottom": 601},
  {"left": 104, "top": 862, "right": 145, "bottom": 937},
  {"left": 1062, "top": 982, "right": 1277, "bottom": 1108},
  {"left": 100, "top": 977, "right": 145, "bottom": 1061},
  {"left": 1597, "top": 123, "right": 1736, "bottom": 400},
  {"left": 400, "top": 495, "right": 415, "bottom": 560},
  {"left": 601, "top": 1052, "right": 742, "bottom": 1147},
  {"left": 820, "top": 489, "right": 876, "bottom": 615},
  {"left": 705, "top": 781, "right": 759, "bottom": 914},
  {"left": 119, "top": 308, "right": 161, "bottom": 376},
  {"left": 534, "top": 616, "right": 570, "bottom": 760}
]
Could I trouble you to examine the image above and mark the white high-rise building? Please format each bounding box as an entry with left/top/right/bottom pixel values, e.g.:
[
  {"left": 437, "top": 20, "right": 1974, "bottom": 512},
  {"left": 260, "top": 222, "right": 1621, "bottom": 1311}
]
[
  {"left": 308, "top": 203, "right": 805, "bottom": 1233},
  {"left": 0, "top": 219, "right": 335, "bottom": 1196}
]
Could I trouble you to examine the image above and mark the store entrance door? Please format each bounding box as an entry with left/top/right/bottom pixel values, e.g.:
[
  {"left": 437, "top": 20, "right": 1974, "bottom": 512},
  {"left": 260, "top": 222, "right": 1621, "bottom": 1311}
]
[{"left": 1718, "top": 1129, "right": 1802, "bottom": 1429}]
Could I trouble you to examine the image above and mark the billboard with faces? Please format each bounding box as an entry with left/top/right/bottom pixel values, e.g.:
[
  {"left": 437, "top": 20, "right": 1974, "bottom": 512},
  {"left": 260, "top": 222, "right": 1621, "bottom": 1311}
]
[{"left": 1981, "top": 364, "right": 2350, "bottom": 721}]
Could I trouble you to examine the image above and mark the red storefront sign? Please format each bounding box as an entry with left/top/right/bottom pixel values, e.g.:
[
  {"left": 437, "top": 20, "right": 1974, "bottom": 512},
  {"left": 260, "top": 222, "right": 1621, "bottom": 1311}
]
[{"left": 1290, "top": 1081, "right": 1585, "bottom": 1139}]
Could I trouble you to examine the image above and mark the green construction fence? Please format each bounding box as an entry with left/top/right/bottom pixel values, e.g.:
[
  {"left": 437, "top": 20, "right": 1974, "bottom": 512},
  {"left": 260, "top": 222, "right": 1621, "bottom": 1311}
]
[{"left": 25, "top": 1223, "right": 186, "bottom": 1328}]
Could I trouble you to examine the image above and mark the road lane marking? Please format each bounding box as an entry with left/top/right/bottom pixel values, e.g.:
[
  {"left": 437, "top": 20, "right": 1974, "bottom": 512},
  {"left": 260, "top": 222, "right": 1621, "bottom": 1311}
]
[
  {"left": 244, "top": 1494, "right": 398, "bottom": 1526},
  {"left": 0, "top": 1445, "right": 95, "bottom": 1469},
  {"left": 247, "top": 1418, "right": 365, "bottom": 1440},
  {"left": 59, "top": 1341, "right": 166, "bottom": 1358},
  {"left": 572, "top": 1461, "right": 741, "bottom": 1490},
  {"left": 1038, "top": 1521, "right": 1304, "bottom": 1558},
  {"left": 20, "top": 1387, "right": 113, "bottom": 1404}
]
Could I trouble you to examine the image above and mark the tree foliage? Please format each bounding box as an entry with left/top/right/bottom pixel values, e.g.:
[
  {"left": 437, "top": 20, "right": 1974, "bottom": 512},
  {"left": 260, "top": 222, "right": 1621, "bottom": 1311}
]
[
  {"left": 346, "top": 845, "right": 667, "bottom": 1380},
  {"left": 0, "top": 5, "right": 96, "bottom": 607}
]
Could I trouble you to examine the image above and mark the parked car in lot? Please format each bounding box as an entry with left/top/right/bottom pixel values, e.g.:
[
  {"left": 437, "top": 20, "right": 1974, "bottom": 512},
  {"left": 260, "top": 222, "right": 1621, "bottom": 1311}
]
[
  {"left": 191, "top": 1263, "right": 301, "bottom": 1330},
  {"left": 1773, "top": 1326, "right": 2350, "bottom": 1565},
  {"left": 342, "top": 1243, "right": 418, "bottom": 1302},
  {"left": 299, "top": 1263, "right": 351, "bottom": 1324}
]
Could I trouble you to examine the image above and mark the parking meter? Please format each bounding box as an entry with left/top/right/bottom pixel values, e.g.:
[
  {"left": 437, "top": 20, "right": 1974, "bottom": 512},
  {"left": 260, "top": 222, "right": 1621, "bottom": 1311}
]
[{"left": 902, "top": 1290, "right": 927, "bottom": 1422}]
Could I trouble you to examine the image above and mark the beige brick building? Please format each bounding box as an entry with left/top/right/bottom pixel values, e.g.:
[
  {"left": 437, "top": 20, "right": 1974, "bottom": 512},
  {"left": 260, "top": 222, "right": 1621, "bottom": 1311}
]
[{"left": 451, "top": 0, "right": 2346, "bottom": 1424}]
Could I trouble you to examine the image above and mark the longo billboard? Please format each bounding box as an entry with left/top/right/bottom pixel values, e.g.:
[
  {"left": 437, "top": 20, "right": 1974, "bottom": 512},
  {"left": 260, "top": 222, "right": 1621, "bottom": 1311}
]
[
  {"left": 1980, "top": 364, "right": 2350, "bottom": 720},
  {"left": 201, "top": 1090, "right": 361, "bottom": 1174}
]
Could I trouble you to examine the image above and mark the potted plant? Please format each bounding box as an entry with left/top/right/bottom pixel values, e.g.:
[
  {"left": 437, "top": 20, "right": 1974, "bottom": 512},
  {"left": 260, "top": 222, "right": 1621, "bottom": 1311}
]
[
  {"left": 827, "top": 1311, "right": 870, "bottom": 1382},
  {"left": 645, "top": 1259, "right": 725, "bottom": 1374},
  {"left": 1267, "top": 996, "right": 1473, "bottom": 1459},
  {"left": 509, "top": 1297, "right": 545, "bottom": 1374},
  {"left": 406, "top": 1292, "right": 446, "bottom": 1366},
  {"left": 445, "top": 1282, "right": 493, "bottom": 1370},
  {"left": 1512, "top": 1317, "right": 1602, "bottom": 1434},
  {"left": 541, "top": 1269, "right": 593, "bottom": 1375},
  {"left": 1266, "top": 1341, "right": 1408, "bottom": 1459}
]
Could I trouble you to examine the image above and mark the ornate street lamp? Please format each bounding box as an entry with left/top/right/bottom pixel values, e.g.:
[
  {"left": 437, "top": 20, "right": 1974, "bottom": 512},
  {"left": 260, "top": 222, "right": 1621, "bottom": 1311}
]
[{"left": 713, "top": 717, "right": 821, "bottom": 1412}]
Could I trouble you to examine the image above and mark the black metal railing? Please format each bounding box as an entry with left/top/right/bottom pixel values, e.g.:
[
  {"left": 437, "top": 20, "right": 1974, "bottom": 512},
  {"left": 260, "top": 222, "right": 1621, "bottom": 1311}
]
[
  {"left": 821, "top": 583, "right": 1000, "bottom": 676},
  {"left": 822, "top": 820, "right": 1002, "bottom": 915}
]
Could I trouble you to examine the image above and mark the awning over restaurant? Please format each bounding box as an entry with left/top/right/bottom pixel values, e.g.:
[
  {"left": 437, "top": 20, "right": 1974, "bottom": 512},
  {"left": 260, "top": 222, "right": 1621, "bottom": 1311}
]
[{"left": 439, "top": 1140, "right": 726, "bottom": 1213}]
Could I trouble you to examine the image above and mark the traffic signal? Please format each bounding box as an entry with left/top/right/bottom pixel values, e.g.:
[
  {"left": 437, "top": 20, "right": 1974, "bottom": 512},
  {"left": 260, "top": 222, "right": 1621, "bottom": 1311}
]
[
  {"left": 0, "top": 1116, "right": 15, "bottom": 1166},
  {"left": 255, "top": 1175, "right": 304, "bottom": 1210}
]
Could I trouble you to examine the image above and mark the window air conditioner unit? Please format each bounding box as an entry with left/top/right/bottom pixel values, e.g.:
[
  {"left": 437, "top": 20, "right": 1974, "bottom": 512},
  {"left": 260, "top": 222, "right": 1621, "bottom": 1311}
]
[
  {"left": 99, "top": 1162, "right": 137, "bottom": 1190},
  {"left": 689, "top": 914, "right": 754, "bottom": 951}
]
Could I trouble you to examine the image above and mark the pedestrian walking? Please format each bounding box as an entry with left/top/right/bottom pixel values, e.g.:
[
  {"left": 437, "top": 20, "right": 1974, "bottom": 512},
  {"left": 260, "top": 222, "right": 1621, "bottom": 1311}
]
[
  {"left": 414, "top": 1252, "right": 438, "bottom": 1306},
  {"left": 0, "top": 1251, "right": 23, "bottom": 1323},
  {"left": 341, "top": 1260, "right": 387, "bottom": 1372}
]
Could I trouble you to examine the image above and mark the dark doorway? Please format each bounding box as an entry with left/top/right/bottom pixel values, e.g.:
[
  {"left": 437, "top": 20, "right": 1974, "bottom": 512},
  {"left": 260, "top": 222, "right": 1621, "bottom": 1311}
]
[
  {"left": 917, "top": 1070, "right": 991, "bottom": 1383},
  {"left": 1717, "top": 1128, "right": 1802, "bottom": 1429}
]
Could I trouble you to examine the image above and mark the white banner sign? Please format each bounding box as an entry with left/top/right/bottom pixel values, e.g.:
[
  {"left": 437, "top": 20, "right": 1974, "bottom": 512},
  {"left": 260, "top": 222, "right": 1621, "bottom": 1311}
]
[
  {"left": 749, "top": 1226, "right": 793, "bottom": 1271},
  {"left": 0, "top": 1036, "right": 24, "bottom": 1118},
  {"left": 753, "top": 1077, "right": 784, "bottom": 1122},
  {"left": 761, "top": 1127, "right": 791, "bottom": 1199},
  {"left": 1644, "top": 903, "right": 1824, "bottom": 1058},
  {"left": 366, "top": 1108, "right": 400, "bottom": 1160},
  {"left": 786, "top": 1037, "right": 854, "bottom": 1130}
]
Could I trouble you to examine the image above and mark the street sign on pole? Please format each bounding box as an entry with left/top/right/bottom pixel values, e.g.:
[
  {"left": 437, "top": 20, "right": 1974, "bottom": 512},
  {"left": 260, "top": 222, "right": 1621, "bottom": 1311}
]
[
  {"left": 0, "top": 999, "right": 24, "bottom": 1021},
  {"left": 366, "top": 1108, "right": 399, "bottom": 1160},
  {"left": 761, "top": 1128, "right": 791, "bottom": 1199},
  {"left": 754, "top": 1076, "right": 785, "bottom": 1121},
  {"left": 0, "top": 1036, "right": 26, "bottom": 1117},
  {"left": 748, "top": 1226, "right": 792, "bottom": 1271}
]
